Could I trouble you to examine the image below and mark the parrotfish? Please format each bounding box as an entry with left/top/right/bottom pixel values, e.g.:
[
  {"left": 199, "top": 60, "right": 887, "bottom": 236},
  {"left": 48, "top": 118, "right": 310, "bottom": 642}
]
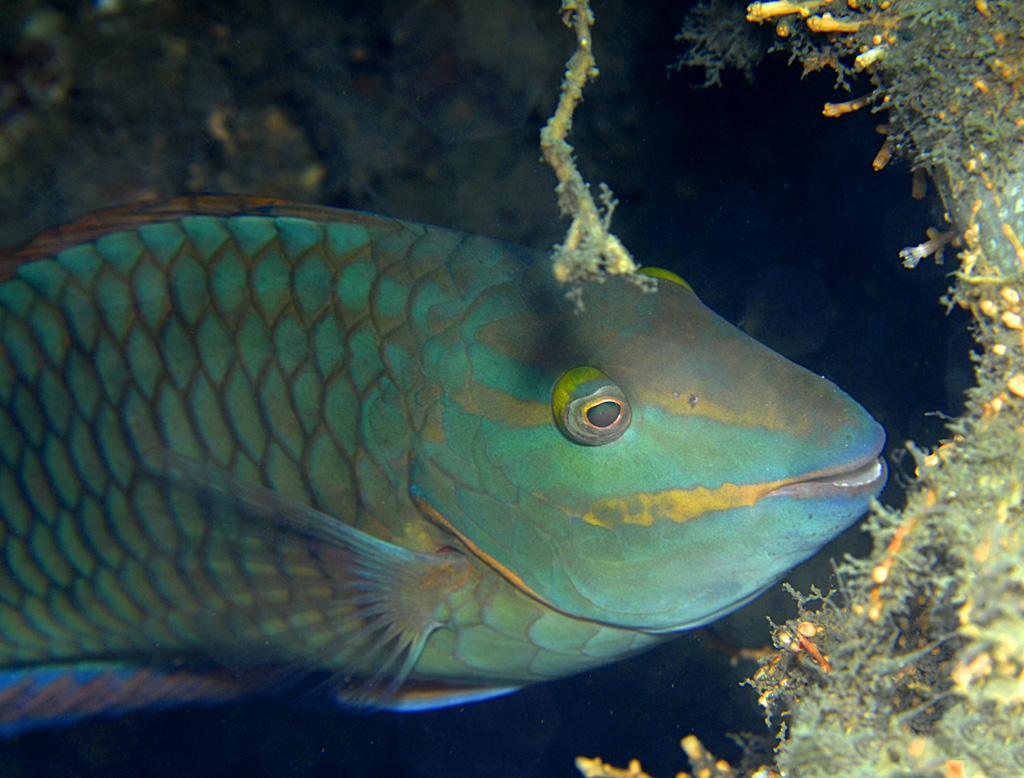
[{"left": 0, "top": 196, "right": 886, "bottom": 732}]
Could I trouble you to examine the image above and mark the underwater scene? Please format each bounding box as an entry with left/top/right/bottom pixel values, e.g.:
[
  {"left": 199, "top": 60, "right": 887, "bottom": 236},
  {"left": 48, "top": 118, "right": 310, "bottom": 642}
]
[{"left": 2, "top": 0, "right": 1016, "bottom": 776}]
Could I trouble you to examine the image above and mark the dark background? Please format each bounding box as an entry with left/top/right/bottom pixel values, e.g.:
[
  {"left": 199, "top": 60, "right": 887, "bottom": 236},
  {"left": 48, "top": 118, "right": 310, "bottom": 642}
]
[{"left": 0, "top": 0, "right": 968, "bottom": 775}]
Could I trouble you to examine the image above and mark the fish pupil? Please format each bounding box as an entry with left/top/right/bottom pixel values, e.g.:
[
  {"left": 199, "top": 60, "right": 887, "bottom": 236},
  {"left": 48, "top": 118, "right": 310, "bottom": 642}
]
[{"left": 585, "top": 400, "right": 621, "bottom": 428}]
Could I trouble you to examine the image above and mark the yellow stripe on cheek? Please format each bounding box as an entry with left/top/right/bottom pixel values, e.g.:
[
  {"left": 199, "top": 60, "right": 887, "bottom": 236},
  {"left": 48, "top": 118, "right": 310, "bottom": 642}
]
[{"left": 580, "top": 480, "right": 786, "bottom": 528}]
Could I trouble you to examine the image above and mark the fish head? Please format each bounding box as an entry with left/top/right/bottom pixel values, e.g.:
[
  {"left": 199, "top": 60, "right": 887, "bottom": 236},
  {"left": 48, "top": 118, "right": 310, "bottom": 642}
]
[{"left": 411, "top": 263, "right": 886, "bottom": 633}]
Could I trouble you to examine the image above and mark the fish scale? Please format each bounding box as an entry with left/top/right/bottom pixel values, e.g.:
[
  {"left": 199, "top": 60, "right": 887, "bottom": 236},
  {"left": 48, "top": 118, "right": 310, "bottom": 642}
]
[
  {"left": 2, "top": 213, "right": 393, "bottom": 659},
  {"left": 0, "top": 196, "right": 886, "bottom": 728}
]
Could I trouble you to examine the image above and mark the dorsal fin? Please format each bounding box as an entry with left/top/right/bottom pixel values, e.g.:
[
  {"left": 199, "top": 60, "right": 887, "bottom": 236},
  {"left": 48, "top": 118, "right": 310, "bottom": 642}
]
[{"left": 0, "top": 195, "right": 400, "bottom": 280}]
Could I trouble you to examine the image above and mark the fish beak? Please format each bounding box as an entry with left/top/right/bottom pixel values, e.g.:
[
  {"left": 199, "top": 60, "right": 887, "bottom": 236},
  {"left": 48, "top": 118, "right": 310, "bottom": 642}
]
[{"left": 765, "top": 450, "right": 887, "bottom": 501}]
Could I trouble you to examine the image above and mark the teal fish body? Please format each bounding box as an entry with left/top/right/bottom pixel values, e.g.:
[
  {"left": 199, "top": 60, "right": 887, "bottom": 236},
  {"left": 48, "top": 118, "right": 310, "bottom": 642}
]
[{"left": 0, "top": 197, "right": 885, "bottom": 729}]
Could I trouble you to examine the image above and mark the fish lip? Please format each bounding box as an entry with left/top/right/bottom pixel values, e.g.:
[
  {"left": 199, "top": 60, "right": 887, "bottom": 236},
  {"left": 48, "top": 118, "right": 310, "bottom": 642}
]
[{"left": 766, "top": 449, "right": 887, "bottom": 500}]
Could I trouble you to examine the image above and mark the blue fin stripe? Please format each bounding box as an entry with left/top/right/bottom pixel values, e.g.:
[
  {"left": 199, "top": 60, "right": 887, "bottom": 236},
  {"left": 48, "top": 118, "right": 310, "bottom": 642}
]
[{"left": 0, "top": 664, "right": 258, "bottom": 735}]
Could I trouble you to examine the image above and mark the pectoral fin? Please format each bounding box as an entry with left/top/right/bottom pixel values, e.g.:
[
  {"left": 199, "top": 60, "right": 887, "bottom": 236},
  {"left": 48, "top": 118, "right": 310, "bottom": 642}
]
[{"left": 152, "top": 451, "right": 475, "bottom": 705}]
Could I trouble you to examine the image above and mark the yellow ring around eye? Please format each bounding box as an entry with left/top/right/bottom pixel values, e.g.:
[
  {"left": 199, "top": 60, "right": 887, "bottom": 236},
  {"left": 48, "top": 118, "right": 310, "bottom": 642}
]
[
  {"left": 552, "top": 367, "right": 631, "bottom": 445},
  {"left": 638, "top": 266, "right": 693, "bottom": 292}
]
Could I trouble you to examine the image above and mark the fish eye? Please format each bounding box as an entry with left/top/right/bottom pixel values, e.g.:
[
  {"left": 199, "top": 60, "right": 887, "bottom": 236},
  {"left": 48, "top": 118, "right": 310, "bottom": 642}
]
[{"left": 552, "top": 367, "right": 631, "bottom": 445}]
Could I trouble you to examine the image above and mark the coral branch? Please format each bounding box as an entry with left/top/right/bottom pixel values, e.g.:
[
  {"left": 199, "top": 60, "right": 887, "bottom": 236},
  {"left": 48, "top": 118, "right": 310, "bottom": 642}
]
[
  {"left": 746, "top": 0, "right": 831, "bottom": 22},
  {"left": 540, "top": 0, "right": 653, "bottom": 304}
]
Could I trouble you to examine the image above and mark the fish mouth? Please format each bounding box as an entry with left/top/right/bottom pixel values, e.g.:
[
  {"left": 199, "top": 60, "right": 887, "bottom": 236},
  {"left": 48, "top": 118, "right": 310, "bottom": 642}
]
[{"left": 766, "top": 450, "right": 887, "bottom": 500}]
